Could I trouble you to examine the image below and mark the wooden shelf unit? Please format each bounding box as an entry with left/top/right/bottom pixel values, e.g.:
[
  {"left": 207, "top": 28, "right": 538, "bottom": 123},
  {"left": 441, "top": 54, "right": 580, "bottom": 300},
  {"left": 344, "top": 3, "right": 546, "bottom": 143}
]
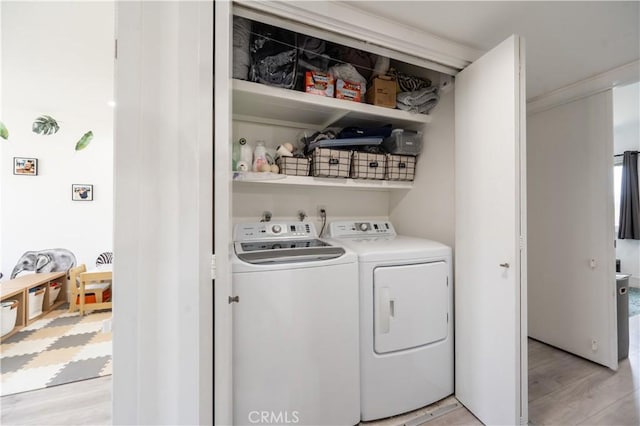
[{"left": 1, "top": 271, "right": 68, "bottom": 341}]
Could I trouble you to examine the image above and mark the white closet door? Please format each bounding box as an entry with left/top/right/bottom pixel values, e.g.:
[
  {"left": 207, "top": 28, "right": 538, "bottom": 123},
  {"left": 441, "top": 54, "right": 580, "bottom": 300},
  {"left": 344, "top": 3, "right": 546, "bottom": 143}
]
[
  {"left": 455, "top": 35, "right": 527, "bottom": 425},
  {"left": 214, "top": 1, "right": 234, "bottom": 425}
]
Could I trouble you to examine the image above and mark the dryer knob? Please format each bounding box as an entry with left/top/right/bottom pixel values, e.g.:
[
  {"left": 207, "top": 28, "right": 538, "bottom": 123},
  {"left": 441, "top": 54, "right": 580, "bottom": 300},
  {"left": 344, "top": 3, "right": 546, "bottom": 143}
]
[
  {"left": 359, "top": 223, "right": 369, "bottom": 232},
  {"left": 272, "top": 225, "right": 282, "bottom": 233}
]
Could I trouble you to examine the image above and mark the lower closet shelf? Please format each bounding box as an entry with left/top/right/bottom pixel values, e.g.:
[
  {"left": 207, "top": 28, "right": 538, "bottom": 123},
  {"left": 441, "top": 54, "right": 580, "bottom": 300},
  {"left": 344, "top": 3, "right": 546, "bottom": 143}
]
[{"left": 232, "top": 175, "right": 413, "bottom": 191}]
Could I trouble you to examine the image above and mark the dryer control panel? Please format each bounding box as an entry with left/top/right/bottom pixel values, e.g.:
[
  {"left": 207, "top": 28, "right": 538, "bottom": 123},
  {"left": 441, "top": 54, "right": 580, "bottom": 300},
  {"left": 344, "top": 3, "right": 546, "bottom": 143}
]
[{"left": 329, "top": 221, "right": 396, "bottom": 237}]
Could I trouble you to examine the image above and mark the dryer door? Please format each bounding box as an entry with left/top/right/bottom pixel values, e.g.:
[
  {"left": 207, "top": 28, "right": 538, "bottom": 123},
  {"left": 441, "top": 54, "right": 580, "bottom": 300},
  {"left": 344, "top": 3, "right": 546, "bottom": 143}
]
[{"left": 374, "top": 261, "right": 448, "bottom": 354}]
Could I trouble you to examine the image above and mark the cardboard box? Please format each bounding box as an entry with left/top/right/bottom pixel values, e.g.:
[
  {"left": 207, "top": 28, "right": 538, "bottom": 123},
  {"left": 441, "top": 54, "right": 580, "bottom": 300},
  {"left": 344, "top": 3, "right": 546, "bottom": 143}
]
[
  {"left": 335, "top": 79, "right": 362, "bottom": 102},
  {"left": 305, "top": 71, "right": 334, "bottom": 97},
  {"left": 366, "top": 76, "right": 396, "bottom": 108}
]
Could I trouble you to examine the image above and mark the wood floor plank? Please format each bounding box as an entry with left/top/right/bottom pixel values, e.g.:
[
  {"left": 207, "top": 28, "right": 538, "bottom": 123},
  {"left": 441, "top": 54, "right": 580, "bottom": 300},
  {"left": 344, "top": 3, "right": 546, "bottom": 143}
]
[
  {"left": 528, "top": 319, "right": 640, "bottom": 425},
  {"left": 425, "top": 407, "right": 483, "bottom": 425},
  {"left": 1, "top": 376, "right": 111, "bottom": 425},
  {"left": 528, "top": 349, "right": 602, "bottom": 402},
  {"left": 578, "top": 389, "right": 640, "bottom": 425}
]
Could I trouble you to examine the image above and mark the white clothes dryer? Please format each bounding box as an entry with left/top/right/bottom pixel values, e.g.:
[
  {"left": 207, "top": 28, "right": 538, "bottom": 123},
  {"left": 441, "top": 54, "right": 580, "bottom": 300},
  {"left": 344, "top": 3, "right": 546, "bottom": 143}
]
[
  {"left": 328, "top": 220, "right": 454, "bottom": 421},
  {"left": 232, "top": 222, "right": 359, "bottom": 426}
]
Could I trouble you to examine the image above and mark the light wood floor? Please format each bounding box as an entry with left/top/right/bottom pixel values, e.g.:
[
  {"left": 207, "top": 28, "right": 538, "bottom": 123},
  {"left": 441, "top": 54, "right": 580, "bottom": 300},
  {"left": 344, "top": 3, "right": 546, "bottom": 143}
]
[{"left": 2, "top": 316, "right": 638, "bottom": 425}]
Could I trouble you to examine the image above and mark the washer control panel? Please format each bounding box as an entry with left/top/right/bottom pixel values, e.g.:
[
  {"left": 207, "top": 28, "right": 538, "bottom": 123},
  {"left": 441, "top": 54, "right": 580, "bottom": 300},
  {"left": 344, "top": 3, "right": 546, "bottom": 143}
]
[
  {"left": 234, "top": 222, "right": 316, "bottom": 241},
  {"left": 329, "top": 221, "right": 396, "bottom": 237}
]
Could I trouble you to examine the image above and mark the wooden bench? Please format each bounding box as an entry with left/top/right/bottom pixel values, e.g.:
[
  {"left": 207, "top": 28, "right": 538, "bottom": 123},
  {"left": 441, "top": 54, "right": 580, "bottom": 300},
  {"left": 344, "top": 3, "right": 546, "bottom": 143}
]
[{"left": 1, "top": 271, "right": 67, "bottom": 342}]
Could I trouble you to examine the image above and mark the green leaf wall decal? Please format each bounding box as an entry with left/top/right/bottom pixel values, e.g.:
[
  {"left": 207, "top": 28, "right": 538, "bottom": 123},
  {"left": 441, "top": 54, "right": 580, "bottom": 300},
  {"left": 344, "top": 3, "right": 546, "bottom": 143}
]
[
  {"left": 0, "top": 121, "right": 8, "bottom": 140},
  {"left": 32, "top": 115, "right": 60, "bottom": 135},
  {"left": 75, "top": 131, "right": 93, "bottom": 151}
]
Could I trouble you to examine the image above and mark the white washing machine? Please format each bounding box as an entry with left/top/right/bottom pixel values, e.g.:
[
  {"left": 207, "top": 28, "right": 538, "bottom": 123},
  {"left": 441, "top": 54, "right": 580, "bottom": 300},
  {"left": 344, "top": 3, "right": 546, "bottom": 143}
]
[
  {"left": 328, "top": 220, "right": 454, "bottom": 421},
  {"left": 232, "top": 222, "right": 359, "bottom": 426}
]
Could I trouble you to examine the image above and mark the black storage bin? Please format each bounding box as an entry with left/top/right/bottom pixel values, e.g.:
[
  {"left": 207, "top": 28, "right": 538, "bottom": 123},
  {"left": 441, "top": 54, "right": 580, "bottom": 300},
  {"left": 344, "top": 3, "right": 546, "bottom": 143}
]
[{"left": 249, "top": 22, "right": 297, "bottom": 89}]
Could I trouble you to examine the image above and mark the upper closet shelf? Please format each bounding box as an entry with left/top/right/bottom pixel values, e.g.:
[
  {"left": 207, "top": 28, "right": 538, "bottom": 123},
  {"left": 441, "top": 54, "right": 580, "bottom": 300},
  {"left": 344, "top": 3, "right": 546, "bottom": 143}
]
[{"left": 233, "top": 79, "right": 432, "bottom": 129}]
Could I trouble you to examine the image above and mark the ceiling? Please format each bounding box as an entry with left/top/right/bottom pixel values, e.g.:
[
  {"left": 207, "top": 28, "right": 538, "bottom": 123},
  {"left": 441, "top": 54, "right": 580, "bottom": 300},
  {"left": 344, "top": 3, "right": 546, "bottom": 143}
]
[{"left": 344, "top": 1, "right": 640, "bottom": 100}]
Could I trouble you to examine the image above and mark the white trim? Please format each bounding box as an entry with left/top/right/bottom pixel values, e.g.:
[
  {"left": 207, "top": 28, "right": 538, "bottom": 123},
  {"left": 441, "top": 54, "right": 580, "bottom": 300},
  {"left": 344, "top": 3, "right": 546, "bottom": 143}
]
[
  {"left": 517, "top": 35, "right": 528, "bottom": 425},
  {"left": 527, "top": 60, "right": 640, "bottom": 115},
  {"left": 234, "top": 0, "right": 481, "bottom": 72}
]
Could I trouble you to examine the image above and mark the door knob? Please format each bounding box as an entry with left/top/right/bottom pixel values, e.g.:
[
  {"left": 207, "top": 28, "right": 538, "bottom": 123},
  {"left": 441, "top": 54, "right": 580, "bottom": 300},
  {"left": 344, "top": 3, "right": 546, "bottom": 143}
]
[{"left": 499, "top": 263, "right": 510, "bottom": 268}]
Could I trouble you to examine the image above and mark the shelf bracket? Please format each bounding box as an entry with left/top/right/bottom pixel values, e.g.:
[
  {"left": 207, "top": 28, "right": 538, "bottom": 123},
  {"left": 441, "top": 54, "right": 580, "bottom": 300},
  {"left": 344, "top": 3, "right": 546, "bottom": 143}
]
[{"left": 321, "top": 110, "right": 350, "bottom": 128}]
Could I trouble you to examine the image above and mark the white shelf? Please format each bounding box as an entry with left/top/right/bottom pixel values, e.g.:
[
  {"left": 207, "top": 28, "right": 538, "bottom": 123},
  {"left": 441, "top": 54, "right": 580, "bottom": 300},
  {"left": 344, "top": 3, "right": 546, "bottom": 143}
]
[
  {"left": 233, "top": 174, "right": 413, "bottom": 191},
  {"left": 233, "top": 79, "right": 432, "bottom": 129}
]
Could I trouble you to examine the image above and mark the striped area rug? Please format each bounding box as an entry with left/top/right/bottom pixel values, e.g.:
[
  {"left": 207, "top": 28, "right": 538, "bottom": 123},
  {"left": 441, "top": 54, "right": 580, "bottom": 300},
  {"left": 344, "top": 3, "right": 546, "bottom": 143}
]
[{"left": 0, "top": 304, "right": 111, "bottom": 396}]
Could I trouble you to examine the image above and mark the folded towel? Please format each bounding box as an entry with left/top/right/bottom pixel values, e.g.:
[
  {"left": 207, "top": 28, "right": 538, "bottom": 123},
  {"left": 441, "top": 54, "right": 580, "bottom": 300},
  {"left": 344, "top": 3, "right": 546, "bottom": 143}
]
[
  {"left": 396, "top": 86, "right": 439, "bottom": 107},
  {"left": 396, "top": 98, "right": 439, "bottom": 114}
]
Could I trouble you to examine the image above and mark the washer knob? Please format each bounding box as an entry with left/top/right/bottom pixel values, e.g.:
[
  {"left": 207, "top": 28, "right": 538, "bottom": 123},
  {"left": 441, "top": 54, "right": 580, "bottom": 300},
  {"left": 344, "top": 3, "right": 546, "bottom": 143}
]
[
  {"left": 359, "top": 223, "right": 369, "bottom": 232},
  {"left": 272, "top": 225, "right": 282, "bottom": 233}
]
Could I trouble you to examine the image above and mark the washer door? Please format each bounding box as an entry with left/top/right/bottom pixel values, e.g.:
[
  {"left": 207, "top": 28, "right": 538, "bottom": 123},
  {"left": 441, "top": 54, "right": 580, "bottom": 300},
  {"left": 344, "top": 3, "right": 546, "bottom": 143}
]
[{"left": 374, "top": 261, "right": 448, "bottom": 354}]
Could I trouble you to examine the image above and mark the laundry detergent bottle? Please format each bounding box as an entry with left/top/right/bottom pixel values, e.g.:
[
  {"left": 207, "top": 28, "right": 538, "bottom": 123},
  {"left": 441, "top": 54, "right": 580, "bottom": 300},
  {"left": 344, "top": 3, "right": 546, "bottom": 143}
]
[{"left": 252, "top": 140, "right": 268, "bottom": 172}]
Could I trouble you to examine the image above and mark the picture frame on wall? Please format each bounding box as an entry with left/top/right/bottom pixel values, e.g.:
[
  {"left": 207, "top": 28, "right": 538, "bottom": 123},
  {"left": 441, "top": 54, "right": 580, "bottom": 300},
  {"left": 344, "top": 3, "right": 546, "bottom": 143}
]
[
  {"left": 72, "top": 184, "right": 93, "bottom": 201},
  {"left": 13, "top": 157, "right": 38, "bottom": 176}
]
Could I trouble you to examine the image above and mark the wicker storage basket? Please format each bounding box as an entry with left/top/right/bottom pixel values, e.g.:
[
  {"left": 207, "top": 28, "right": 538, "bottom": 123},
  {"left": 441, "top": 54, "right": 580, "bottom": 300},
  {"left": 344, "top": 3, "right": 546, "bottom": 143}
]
[
  {"left": 311, "top": 148, "right": 351, "bottom": 178},
  {"left": 350, "top": 151, "right": 387, "bottom": 180},
  {"left": 276, "top": 156, "right": 310, "bottom": 176},
  {"left": 385, "top": 154, "right": 416, "bottom": 181}
]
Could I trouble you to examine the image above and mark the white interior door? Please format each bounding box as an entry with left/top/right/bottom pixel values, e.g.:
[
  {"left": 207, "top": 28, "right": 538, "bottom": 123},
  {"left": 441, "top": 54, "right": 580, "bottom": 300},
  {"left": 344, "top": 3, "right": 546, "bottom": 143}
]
[{"left": 455, "top": 35, "right": 527, "bottom": 425}]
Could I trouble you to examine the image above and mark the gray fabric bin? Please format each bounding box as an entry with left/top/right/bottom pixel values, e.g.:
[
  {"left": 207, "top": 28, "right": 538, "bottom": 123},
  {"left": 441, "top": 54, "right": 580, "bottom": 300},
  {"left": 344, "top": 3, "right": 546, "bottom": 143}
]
[{"left": 616, "top": 274, "right": 630, "bottom": 360}]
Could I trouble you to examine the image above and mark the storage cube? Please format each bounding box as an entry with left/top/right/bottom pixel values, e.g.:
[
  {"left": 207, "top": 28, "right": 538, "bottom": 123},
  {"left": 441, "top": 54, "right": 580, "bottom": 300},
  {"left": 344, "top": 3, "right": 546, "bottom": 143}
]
[
  {"left": 28, "top": 286, "right": 46, "bottom": 320},
  {"left": 276, "top": 156, "right": 311, "bottom": 176},
  {"left": 382, "top": 129, "right": 424, "bottom": 155},
  {"left": 386, "top": 154, "right": 417, "bottom": 181},
  {"left": 311, "top": 148, "right": 351, "bottom": 178},
  {"left": 48, "top": 282, "right": 62, "bottom": 306},
  {"left": 1, "top": 300, "right": 18, "bottom": 337},
  {"left": 351, "top": 151, "right": 387, "bottom": 180}
]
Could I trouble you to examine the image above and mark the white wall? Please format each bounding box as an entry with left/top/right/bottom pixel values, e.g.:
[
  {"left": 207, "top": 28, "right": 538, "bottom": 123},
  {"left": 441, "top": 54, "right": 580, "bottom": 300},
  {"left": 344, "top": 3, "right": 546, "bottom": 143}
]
[
  {"left": 0, "top": 2, "right": 114, "bottom": 279},
  {"left": 390, "top": 89, "right": 455, "bottom": 247},
  {"left": 528, "top": 91, "right": 617, "bottom": 368},
  {"left": 613, "top": 82, "right": 640, "bottom": 287}
]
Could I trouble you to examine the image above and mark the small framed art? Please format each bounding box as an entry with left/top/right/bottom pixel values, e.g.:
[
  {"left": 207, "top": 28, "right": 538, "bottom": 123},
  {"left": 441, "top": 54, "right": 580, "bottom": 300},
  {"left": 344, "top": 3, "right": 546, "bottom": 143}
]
[
  {"left": 13, "top": 157, "right": 38, "bottom": 176},
  {"left": 72, "top": 184, "right": 93, "bottom": 201}
]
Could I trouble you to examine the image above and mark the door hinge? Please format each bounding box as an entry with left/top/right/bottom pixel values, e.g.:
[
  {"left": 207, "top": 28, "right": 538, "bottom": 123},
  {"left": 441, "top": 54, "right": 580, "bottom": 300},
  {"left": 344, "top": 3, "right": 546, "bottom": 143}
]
[
  {"left": 114, "top": 39, "right": 118, "bottom": 59},
  {"left": 211, "top": 254, "right": 216, "bottom": 280},
  {"left": 447, "top": 313, "right": 449, "bottom": 323},
  {"left": 229, "top": 296, "right": 239, "bottom": 304},
  {"left": 519, "top": 235, "right": 525, "bottom": 250}
]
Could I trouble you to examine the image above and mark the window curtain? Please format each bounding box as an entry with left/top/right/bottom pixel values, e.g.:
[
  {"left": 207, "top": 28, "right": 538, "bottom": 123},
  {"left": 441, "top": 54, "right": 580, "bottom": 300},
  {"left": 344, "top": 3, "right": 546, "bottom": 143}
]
[{"left": 618, "top": 151, "right": 639, "bottom": 239}]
